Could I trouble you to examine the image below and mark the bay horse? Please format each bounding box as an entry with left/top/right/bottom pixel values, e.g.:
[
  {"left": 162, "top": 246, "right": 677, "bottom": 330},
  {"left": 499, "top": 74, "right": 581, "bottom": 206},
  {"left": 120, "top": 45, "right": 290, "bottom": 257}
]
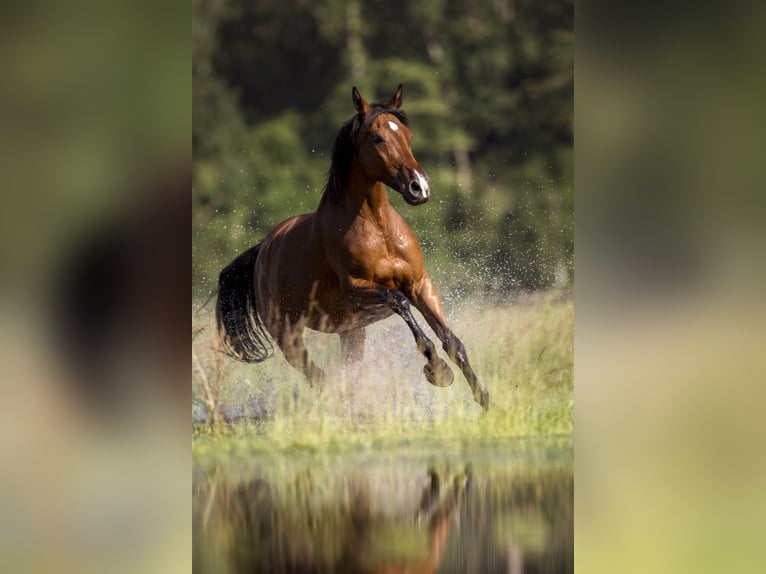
[{"left": 216, "top": 85, "right": 490, "bottom": 410}]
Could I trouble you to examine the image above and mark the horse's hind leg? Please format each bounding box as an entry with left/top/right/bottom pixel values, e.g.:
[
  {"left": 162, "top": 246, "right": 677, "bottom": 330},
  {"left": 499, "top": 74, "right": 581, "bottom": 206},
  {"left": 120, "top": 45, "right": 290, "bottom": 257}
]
[
  {"left": 339, "top": 328, "right": 366, "bottom": 365},
  {"left": 275, "top": 328, "right": 325, "bottom": 389},
  {"left": 337, "top": 328, "right": 365, "bottom": 406}
]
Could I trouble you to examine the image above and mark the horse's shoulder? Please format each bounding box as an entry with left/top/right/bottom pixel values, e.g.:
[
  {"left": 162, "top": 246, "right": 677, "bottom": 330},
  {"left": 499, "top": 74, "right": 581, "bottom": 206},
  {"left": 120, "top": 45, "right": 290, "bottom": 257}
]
[{"left": 385, "top": 209, "right": 420, "bottom": 250}]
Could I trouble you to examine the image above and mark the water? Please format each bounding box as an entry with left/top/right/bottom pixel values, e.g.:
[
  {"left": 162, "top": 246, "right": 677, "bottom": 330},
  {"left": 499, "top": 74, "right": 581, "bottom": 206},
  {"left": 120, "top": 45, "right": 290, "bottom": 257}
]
[{"left": 193, "top": 438, "right": 573, "bottom": 573}]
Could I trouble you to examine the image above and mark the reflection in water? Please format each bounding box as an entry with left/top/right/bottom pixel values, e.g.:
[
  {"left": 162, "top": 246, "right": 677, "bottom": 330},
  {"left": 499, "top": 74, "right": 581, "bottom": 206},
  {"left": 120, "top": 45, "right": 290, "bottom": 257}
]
[{"left": 193, "top": 445, "right": 573, "bottom": 573}]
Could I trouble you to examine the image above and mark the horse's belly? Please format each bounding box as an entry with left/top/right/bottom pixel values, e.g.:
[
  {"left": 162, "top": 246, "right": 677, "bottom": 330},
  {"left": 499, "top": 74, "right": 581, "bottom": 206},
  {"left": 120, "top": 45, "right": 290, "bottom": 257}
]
[{"left": 306, "top": 297, "right": 393, "bottom": 332}]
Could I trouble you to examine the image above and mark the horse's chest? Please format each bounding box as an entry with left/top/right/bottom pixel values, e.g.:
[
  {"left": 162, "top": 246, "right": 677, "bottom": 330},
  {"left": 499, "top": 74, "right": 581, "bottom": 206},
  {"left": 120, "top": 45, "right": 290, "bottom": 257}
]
[
  {"left": 345, "top": 233, "right": 409, "bottom": 288},
  {"left": 371, "top": 257, "right": 408, "bottom": 287}
]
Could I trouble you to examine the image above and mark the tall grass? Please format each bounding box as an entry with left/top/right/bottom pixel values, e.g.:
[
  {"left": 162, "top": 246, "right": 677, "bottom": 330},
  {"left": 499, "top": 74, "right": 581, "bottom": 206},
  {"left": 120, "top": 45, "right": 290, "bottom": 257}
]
[{"left": 192, "top": 293, "right": 573, "bottom": 454}]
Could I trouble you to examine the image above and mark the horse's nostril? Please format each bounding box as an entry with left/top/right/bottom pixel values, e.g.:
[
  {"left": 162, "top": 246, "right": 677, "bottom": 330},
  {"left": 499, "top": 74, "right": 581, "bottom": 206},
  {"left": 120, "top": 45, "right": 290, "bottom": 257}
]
[{"left": 410, "top": 180, "right": 422, "bottom": 193}]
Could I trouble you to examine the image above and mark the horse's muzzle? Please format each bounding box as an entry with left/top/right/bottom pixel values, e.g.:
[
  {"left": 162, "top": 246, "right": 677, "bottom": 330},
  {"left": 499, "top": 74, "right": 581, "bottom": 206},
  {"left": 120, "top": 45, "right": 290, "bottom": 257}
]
[{"left": 399, "top": 169, "right": 430, "bottom": 206}]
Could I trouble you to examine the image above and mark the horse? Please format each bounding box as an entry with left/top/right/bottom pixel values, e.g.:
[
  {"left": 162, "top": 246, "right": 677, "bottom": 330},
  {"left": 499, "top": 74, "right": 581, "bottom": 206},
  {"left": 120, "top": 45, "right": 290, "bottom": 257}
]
[{"left": 216, "top": 84, "right": 490, "bottom": 410}]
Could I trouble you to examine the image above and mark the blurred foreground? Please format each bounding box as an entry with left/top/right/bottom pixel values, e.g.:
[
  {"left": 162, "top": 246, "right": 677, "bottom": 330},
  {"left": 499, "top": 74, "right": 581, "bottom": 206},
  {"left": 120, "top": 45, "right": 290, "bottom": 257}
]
[
  {"left": 577, "top": 1, "right": 766, "bottom": 571},
  {"left": 0, "top": 1, "right": 189, "bottom": 572}
]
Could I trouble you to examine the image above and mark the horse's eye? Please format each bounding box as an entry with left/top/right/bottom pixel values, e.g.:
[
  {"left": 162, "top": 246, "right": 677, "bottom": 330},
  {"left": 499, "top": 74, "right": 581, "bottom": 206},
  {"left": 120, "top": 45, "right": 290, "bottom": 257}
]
[{"left": 371, "top": 135, "right": 385, "bottom": 145}]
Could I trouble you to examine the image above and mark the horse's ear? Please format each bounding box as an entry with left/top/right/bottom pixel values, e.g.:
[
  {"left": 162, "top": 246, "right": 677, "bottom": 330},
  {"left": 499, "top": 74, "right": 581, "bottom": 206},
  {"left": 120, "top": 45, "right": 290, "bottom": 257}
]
[
  {"left": 352, "top": 86, "right": 370, "bottom": 114},
  {"left": 388, "top": 84, "right": 403, "bottom": 108}
]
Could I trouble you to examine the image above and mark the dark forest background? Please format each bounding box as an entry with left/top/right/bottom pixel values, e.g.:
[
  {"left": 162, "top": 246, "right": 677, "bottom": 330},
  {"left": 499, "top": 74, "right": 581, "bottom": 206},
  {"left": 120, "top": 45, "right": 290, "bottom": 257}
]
[{"left": 192, "top": 0, "right": 573, "bottom": 300}]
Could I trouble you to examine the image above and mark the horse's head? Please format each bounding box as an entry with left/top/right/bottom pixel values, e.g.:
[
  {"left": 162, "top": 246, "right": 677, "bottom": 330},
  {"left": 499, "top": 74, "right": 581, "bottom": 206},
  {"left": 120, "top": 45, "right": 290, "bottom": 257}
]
[{"left": 352, "top": 85, "right": 431, "bottom": 206}]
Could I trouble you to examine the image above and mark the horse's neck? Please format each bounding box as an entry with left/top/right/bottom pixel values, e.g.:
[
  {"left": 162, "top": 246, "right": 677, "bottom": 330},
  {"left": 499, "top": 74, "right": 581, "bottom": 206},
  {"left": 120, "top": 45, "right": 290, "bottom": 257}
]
[
  {"left": 358, "top": 183, "right": 391, "bottom": 223},
  {"left": 340, "top": 166, "right": 393, "bottom": 225}
]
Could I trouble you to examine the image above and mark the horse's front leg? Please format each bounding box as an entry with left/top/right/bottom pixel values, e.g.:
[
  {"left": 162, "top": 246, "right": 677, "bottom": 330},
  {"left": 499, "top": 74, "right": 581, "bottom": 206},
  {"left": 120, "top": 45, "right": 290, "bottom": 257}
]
[
  {"left": 409, "top": 276, "right": 490, "bottom": 411},
  {"left": 344, "top": 278, "right": 454, "bottom": 388}
]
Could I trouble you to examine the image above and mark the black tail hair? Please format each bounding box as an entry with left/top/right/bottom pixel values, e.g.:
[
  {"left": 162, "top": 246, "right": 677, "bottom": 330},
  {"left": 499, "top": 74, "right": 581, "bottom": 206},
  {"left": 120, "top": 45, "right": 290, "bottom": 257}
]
[{"left": 215, "top": 244, "right": 273, "bottom": 362}]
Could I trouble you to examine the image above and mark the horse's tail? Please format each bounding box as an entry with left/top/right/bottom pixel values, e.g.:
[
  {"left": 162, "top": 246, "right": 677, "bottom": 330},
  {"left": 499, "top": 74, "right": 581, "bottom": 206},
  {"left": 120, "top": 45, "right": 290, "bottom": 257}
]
[{"left": 216, "top": 243, "right": 274, "bottom": 363}]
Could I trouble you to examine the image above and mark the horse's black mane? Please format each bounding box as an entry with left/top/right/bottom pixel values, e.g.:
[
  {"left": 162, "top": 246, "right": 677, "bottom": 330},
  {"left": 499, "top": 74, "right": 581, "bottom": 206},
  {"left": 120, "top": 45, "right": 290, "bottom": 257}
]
[{"left": 320, "top": 103, "right": 409, "bottom": 206}]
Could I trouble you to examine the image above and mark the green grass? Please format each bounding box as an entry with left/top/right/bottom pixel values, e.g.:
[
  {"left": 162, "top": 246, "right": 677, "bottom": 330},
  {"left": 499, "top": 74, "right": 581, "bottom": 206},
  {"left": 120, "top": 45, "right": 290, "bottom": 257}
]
[{"left": 192, "top": 293, "right": 573, "bottom": 456}]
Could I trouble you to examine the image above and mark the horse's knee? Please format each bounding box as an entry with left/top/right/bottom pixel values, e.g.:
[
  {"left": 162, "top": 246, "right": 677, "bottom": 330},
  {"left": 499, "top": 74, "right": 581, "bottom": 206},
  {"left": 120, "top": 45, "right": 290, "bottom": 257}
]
[{"left": 382, "top": 288, "right": 409, "bottom": 312}]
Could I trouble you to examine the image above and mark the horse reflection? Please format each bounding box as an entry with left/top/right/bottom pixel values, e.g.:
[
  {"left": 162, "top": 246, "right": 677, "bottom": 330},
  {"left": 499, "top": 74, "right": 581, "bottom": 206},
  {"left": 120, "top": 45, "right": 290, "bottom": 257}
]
[
  {"left": 349, "top": 466, "right": 470, "bottom": 574},
  {"left": 197, "top": 465, "right": 471, "bottom": 574}
]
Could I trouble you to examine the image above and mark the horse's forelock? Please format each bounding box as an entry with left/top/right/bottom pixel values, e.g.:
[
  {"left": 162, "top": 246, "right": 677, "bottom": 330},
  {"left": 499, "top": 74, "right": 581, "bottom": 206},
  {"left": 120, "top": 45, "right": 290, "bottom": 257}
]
[{"left": 361, "top": 104, "right": 409, "bottom": 134}]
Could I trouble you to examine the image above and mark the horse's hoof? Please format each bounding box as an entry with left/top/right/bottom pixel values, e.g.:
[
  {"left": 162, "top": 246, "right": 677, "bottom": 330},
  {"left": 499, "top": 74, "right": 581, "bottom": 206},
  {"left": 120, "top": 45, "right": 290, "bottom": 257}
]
[{"left": 424, "top": 359, "right": 454, "bottom": 388}]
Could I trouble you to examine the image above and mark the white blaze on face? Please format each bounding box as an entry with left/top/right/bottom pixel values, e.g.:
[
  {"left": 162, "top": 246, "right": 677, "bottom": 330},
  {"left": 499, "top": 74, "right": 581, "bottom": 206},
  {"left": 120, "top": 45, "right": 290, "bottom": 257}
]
[
  {"left": 388, "top": 121, "right": 399, "bottom": 132},
  {"left": 415, "top": 170, "right": 429, "bottom": 198}
]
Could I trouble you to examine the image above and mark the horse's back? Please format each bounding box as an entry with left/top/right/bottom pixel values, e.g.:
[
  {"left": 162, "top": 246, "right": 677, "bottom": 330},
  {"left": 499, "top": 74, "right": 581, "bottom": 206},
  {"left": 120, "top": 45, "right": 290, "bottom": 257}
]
[{"left": 256, "top": 211, "right": 317, "bottom": 298}]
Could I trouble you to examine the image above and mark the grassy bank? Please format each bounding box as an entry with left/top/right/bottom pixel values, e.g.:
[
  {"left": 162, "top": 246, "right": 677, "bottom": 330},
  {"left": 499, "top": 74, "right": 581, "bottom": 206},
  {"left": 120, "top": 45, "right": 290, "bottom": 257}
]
[{"left": 192, "top": 293, "right": 573, "bottom": 455}]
